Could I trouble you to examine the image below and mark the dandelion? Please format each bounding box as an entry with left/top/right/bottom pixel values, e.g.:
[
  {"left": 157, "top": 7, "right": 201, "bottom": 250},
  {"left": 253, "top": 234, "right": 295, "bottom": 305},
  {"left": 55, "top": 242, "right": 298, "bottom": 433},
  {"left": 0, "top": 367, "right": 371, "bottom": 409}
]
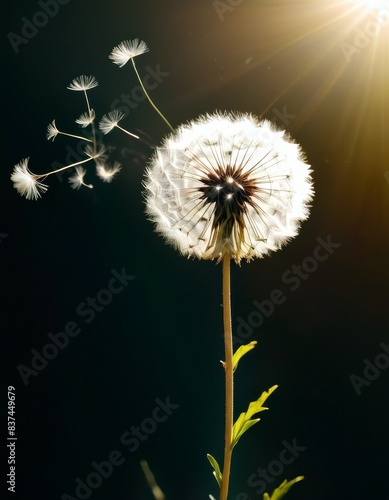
[
  {"left": 76, "top": 109, "right": 96, "bottom": 128},
  {"left": 46, "top": 120, "right": 60, "bottom": 141},
  {"left": 109, "top": 39, "right": 149, "bottom": 67},
  {"left": 84, "top": 144, "right": 107, "bottom": 160},
  {"left": 96, "top": 162, "right": 122, "bottom": 183},
  {"left": 144, "top": 112, "right": 314, "bottom": 265},
  {"left": 144, "top": 112, "right": 313, "bottom": 500},
  {"left": 68, "top": 166, "right": 93, "bottom": 190},
  {"left": 109, "top": 40, "right": 173, "bottom": 131},
  {"left": 46, "top": 119, "right": 93, "bottom": 143},
  {"left": 99, "top": 110, "right": 125, "bottom": 133},
  {"left": 67, "top": 75, "right": 98, "bottom": 92},
  {"left": 11, "top": 158, "right": 48, "bottom": 200},
  {"left": 11, "top": 150, "right": 101, "bottom": 199},
  {"left": 67, "top": 76, "right": 98, "bottom": 124},
  {"left": 99, "top": 110, "right": 139, "bottom": 139}
]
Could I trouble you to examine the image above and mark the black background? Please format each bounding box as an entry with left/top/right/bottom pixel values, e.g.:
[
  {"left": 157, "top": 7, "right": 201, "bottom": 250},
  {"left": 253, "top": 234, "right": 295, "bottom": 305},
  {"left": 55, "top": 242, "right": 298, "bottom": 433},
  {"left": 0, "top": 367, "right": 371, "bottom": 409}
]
[{"left": 2, "top": 1, "right": 389, "bottom": 499}]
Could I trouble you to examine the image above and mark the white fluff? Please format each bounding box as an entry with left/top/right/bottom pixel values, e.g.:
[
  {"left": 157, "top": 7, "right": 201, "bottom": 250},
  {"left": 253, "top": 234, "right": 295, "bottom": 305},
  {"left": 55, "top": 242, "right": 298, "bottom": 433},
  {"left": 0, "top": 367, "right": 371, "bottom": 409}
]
[{"left": 144, "top": 112, "right": 314, "bottom": 263}]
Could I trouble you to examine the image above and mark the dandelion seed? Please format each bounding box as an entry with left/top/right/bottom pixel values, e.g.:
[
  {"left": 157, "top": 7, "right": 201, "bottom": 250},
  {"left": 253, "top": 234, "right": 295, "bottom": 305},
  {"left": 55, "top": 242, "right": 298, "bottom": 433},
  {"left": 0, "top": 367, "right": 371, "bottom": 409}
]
[
  {"left": 84, "top": 144, "right": 107, "bottom": 160},
  {"left": 109, "top": 39, "right": 173, "bottom": 131},
  {"left": 109, "top": 39, "right": 149, "bottom": 67},
  {"left": 144, "top": 112, "right": 314, "bottom": 264},
  {"left": 11, "top": 158, "right": 48, "bottom": 200},
  {"left": 68, "top": 76, "right": 98, "bottom": 120},
  {"left": 99, "top": 110, "right": 139, "bottom": 139},
  {"left": 96, "top": 162, "right": 122, "bottom": 183},
  {"left": 68, "top": 166, "right": 93, "bottom": 190},
  {"left": 67, "top": 75, "right": 98, "bottom": 92},
  {"left": 76, "top": 109, "right": 96, "bottom": 128},
  {"left": 46, "top": 119, "right": 59, "bottom": 141},
  {"left": 99, "top": 110, "right": 125, "bottom": 134},
  {"left": 46, "top": 119, "right": 93, "bottom": 143}
]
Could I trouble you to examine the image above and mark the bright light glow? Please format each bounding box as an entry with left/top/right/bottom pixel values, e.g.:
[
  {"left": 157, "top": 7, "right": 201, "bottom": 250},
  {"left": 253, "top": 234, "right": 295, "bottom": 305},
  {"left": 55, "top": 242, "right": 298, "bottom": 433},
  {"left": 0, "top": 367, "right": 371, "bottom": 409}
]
[{"left": 356, "top": 0, "right": 389, "bottom": 10}]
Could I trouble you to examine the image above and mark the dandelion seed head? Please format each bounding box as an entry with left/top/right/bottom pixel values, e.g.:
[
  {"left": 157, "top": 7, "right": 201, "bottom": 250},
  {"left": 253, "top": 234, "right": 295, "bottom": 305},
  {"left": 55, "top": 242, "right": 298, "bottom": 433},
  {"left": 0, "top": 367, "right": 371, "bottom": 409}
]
[
  {"left": 67, "top": 75, "right": 98, "bottom": 91},
  {"left": 96, "top": 161, "right": 122, "bottom": 183},
  {"left": 11, "top": 158, "right": 48, "bottom": 200},
  {"left": 84, "top": 144, "right": 107, "bottom": 160},
  {"left": 99, "top": 110, "right": 125, "bottom": 135},
  {"left": 68, "top": 166, "right": 93, "bottom": 190},
  {"left": 46, "top": 120, "right": 59, "bottom": 141},
  {"left": 76, "top": 109, "right": 96, "bottom": 127},
  {"left": 109, "top": 39, "right": 149, "bottom": 67},
  {"left": 144, "top": 112, "right": 314, "bottom": 264}
]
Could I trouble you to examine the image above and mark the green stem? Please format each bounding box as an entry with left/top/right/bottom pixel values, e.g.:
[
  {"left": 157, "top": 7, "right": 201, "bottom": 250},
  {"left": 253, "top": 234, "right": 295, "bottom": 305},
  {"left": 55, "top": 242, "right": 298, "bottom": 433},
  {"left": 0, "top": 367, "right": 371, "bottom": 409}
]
[
  {"left": 220, "top": 254, "right": 233, "bottom": 500},
  {"left": 131, "top": 58, "right": 174, "bottom": 132}
]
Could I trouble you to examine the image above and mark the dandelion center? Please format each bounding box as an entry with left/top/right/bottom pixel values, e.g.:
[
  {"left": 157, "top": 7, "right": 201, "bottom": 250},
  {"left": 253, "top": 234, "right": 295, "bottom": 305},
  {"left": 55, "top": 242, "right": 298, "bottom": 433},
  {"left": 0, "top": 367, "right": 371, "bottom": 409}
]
[{"left": 199, "top": 165, "right": 257, "bottom": 238}]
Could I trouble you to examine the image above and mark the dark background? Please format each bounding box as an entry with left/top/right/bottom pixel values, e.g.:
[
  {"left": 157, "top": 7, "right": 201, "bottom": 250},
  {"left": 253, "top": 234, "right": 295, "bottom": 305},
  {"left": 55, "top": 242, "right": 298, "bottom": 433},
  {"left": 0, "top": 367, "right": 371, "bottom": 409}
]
[{"left": 2, "top": 0, "right": 389, "bottom": 499}]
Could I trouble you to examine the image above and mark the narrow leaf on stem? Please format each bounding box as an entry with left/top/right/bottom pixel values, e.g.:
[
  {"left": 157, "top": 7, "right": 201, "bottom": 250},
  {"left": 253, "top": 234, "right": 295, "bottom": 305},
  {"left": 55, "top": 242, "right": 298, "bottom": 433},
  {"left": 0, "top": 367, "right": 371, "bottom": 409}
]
[
  {"left": 263, "top": 476, "right": 304, "bottom": 500},
  {"left": 232, "top": 341, "right": 258, "bottom": 372},
  {"left": 207, "top": 454, "right": 222, "bottom": 488},
  {"left": 232, "top": 385, "right": 278, "bottom": 449}
]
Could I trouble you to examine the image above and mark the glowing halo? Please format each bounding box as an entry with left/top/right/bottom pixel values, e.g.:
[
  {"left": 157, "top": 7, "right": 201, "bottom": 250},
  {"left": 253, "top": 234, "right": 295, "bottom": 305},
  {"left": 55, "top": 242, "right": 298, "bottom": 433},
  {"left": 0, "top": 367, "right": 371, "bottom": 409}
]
[{"left": 354, "top": 0, "right": 389, "bottom": 10}]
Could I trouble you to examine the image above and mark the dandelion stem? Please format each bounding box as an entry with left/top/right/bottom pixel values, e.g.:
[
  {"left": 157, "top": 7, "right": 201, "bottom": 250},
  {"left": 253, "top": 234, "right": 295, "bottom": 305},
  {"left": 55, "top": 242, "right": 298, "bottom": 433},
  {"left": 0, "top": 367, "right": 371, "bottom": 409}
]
[
  {"left": 58, "top": 131, "right": 94, "bottom": 143},
  {"left": 35, "top": 156, "right": 94, "bottom": 180},
  {"left": 140, "top": 460, "right": 165, "bottom": 500},
  {"left": 220, "top": 254, "right": 233, "bottom": 500},
  {"left": 131, "top": 59, "right": 174, "bottom": 132},
  {"left": 116, "top": 124, "right": 140, "bottom": 140},
  {"left": 83, "top": 89, "right": 92, "bottom": 114},
  {"left": 83, "top": 89, "right": 97, "bottom": 151}
]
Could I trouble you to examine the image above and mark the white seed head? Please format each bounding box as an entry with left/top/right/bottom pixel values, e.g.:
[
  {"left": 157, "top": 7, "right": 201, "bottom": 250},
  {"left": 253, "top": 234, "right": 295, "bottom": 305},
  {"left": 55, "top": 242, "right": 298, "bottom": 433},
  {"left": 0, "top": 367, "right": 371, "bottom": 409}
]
[
  {"left": 99, "top": 110, "right": 125, "bottom": 135},
  {"left": 109, "top": 39, "right": 149, "bottom": 67},
  {"left": 68, "top": 166, "right": 86, "bottom": 190},
  {"left": 144, "top": 112, "right": 314, "bottom": 264},
  {"left": 46, "top": 119, "right": 59, "bottom": 141},
  {"left": 68, "top": 166, "right": 93, "bottom": 190},
  {"left": 67, "top": 75, "right": 98, "bottom": 92},
  {"left": 75, "top": 109, "right": 96, "bottom": 128},
  {"left": 11, "top": 158, "right": 48, "bottom": 200},
  {"left": 84, "top": 144, "right": 107, "bottom": 160},
  {"left": 96, "top": 161, "right": 122, "bottom": 183}
]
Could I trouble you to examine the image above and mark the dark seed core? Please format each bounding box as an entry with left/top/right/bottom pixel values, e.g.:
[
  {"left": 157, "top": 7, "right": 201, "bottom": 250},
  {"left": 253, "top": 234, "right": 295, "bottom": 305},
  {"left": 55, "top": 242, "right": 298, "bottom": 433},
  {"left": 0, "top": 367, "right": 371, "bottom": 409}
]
[
  {"left": 200, "top": 165, "right": 256, "bottom": 213},
  {"left": 199, "top": 165, "right": 257, "bottom": 236}
]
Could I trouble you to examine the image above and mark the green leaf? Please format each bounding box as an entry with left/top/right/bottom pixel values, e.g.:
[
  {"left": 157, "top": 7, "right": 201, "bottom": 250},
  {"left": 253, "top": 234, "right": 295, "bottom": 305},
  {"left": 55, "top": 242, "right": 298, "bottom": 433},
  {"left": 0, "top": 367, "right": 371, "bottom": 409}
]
[
  {"left": 232, "top": 341, "right": 257, "bottom": 372},
  {"left": 232, "top": 385, "right": 278, "bottom": 449},
  {"left": 207, "top": 454, "right": 222, "bottom": 488},
  {"left": 263, "top": 476, "right": 304, "bottom": 500}
]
